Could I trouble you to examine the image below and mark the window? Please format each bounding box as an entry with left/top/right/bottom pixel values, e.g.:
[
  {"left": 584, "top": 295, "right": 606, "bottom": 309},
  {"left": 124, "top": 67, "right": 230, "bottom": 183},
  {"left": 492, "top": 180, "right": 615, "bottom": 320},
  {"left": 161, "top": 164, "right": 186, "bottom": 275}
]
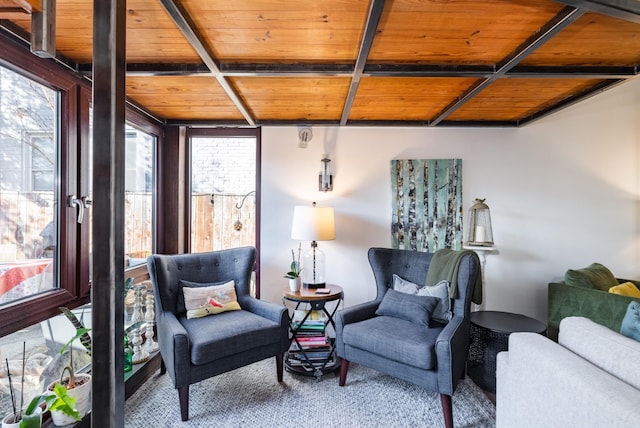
[
  {"left": 188, "top": 128, "right": 260, "bottom": 295},
  {"left": 0, "top": 64, "right": 58, "bottom": 305},
  {"left": 124, "top": 124, "right": 156, "bottom": 266},
  {"left": 189, "top": 129, "right": 258, "bottom": 253}
]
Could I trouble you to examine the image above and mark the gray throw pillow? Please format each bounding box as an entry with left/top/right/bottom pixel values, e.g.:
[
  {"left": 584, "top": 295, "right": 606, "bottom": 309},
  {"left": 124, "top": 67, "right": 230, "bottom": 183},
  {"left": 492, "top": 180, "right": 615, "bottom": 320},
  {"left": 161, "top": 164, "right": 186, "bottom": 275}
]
[
  {"left": 376, "top": 288, "right": 438, "bottom": 327},
  {"left": 393, "top": 274, "right": 452, "bottom": 323}
]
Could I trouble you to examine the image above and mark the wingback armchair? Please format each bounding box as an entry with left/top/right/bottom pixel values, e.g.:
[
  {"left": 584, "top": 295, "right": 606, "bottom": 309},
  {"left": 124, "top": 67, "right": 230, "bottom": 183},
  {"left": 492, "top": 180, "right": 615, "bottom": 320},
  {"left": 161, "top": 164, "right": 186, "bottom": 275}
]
[
  {"left": 147, "top": 247, "right": 290, "bottom": 421},
  {"left": 336, "top": 247, "right": 481, "bottom": 428}
]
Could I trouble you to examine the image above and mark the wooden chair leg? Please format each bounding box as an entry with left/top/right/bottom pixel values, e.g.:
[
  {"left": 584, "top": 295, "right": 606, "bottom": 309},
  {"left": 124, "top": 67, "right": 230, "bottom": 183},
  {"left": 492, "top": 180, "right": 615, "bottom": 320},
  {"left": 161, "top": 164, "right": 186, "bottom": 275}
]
[
  {"left": 276, "top": 353, "right": 284, "bottom": 382},
  {"left": 178, "top": 386, "right": 189, "bottom": 421},
  {"left": 338, "top": 358, "right": 349, "bottom": 386},
  {"left": 440, "top": 393, "right": 453, "bottom": 428}
]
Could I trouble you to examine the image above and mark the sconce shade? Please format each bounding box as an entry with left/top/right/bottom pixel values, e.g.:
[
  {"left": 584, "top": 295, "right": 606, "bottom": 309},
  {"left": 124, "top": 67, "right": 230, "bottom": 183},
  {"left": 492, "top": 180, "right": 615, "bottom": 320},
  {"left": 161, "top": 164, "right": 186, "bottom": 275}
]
[
  {"left": 466, "top": 198, "right": 494, "bottom": 246},
  {"left": 291, "top": 204, "right": 335, "bottom": 241}
]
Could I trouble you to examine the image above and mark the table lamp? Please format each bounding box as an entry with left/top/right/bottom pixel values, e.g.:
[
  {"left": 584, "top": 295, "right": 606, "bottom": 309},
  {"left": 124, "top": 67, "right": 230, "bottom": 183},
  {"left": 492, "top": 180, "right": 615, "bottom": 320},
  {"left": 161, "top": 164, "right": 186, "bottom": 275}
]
[{"left": 291, "top": 202, "right": 335, "bottom": 288}]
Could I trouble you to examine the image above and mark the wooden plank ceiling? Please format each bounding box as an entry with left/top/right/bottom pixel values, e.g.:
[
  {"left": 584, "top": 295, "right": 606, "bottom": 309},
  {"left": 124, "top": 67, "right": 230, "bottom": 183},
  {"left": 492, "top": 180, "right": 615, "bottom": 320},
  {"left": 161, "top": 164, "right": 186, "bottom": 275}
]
[{"left": 1, "top": 0, "right": 640, "bottom": 127}]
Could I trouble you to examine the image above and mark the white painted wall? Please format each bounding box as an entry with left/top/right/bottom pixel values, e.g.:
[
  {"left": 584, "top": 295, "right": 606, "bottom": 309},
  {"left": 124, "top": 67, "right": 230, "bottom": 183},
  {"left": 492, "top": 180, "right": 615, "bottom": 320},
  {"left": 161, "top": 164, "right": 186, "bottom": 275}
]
[{"left": 260, "top": 78, "right": 640, "bottom": 323}]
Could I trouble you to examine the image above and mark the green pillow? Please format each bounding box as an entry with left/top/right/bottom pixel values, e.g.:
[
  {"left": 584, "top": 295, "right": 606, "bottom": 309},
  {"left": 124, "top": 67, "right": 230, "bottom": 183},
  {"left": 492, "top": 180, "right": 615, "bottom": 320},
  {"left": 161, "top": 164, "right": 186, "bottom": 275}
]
[
  {"left": 376, "top": 288, "right": 438, "bottom": 327},
  {"left": 620, "top": 301, "right": 640, "bottom": 342},
  {"left": 564, "top": 263, "right": 618, "bottom": 291}
]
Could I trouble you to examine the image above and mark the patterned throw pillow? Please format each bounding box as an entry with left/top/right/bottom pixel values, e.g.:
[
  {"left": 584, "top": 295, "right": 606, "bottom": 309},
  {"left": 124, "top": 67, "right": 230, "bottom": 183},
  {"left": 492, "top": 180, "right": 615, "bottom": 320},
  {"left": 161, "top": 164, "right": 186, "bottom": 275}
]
[
  {"left": 181, "top": 280, "right": 241, "bottom": 319},
  {"left": 393, "top": 274, "right": 452, "bottom": 323}
]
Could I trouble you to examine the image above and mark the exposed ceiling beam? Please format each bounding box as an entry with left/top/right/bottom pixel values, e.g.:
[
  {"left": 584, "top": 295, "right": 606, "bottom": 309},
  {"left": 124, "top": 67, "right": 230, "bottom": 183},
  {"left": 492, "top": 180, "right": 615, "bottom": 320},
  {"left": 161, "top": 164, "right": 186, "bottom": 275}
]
[
  {"left": 85, "top": 61, "right": 636, "bottom": 80},
  {"left": 556, "top": 0, "right": 640, "bottom": 23},
  {"left": 429, "top": 6, "right": 587, "bottom": 126},
  {"left": 339, "top": 0, "right": 386, "bottom": 126},
  {"left": 0, "top": 0, "right": 41, "bottom": 12},
  {"left": 159, "top": 0, "right": 255, "bottom": 126},
  {"left": 30, "top": 0, "right": 54, "bottom": 58}
]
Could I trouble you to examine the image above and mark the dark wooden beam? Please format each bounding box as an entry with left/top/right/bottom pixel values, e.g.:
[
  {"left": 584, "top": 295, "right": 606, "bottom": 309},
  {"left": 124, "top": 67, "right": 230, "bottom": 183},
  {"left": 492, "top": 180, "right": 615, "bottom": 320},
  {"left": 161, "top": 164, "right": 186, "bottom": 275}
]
[
  {"left": 91, "top": 0, "right": 126, "bottom": 426},
  {"left": 507, "top": 65, "right": 637, "bottom": 79},
  {"left": 30, "top": 0, "right": 54, "bottom": 58},
  {"left": 340, "top": 0, "right": 386, "bottom": 126},
  {"left": 429, "top": 6, "right": 587, "bottom": 126},
  {"left": 159, "top": 0, "right": 255, "bottom": 126},
  {"left": 556, "top": 0, "right": 640, "bottom": 23}
]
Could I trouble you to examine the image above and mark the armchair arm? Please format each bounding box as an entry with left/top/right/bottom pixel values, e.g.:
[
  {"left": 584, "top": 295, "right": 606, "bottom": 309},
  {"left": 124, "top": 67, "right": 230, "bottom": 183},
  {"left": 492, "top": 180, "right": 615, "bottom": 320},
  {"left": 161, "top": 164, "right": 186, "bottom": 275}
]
[
  {"left": 335, "top": 301, "right": 379, "bottom": 358},
  {"left": 435, "top": 315, "right": 468, "bottom": 396},
  {"left": 156, "top": 311, "right": 191, "bottom": 388},
  {"left": 238, "top": 296, "right": 290, "bottom": 352},
  {"left": 336, "top": 301, "right": 378, "bottom": 329},
  {"left": 239, "top": 296, "right": 288, "bottom": 324}
]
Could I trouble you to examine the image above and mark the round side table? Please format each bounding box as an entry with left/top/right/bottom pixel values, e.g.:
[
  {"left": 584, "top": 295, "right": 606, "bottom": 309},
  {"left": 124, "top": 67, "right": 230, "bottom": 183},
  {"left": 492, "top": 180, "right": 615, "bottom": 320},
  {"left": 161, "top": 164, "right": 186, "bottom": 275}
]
[
  {"left": 467, "top": 310, "right": 547, "bottom": 393},
  {"left": 282, "top": 284, "right": 343, "bottom": 380}
]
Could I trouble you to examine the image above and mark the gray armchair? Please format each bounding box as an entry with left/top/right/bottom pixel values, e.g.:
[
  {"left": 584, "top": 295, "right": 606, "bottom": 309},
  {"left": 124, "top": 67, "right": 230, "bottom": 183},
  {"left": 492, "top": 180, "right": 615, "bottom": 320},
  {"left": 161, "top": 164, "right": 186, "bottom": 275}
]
[
  {"left": 336, "top": 247, "right": 481, "bottom": 428},
  {"left": 147, "top": 247, "right": 289, "bottom": 421}
]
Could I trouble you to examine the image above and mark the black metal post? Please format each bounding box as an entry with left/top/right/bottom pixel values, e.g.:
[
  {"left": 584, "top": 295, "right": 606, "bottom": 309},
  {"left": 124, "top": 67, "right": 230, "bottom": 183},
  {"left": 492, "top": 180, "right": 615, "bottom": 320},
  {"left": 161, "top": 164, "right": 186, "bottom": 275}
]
[{"left": 92, "top": 0, "right": 126, "bottom": 427}]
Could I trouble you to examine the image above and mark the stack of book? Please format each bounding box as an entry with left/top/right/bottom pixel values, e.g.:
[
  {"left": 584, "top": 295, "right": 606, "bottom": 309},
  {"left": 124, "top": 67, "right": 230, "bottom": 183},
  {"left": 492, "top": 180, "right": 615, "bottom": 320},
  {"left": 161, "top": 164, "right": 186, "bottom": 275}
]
[{"left": 288, "top": 310, "right": 335, "bottom": 369}]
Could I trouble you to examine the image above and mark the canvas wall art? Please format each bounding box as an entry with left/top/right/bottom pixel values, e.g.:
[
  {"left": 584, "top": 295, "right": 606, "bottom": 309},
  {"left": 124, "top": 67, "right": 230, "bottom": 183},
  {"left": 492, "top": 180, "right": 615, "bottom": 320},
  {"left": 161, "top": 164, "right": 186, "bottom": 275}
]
[{"left": 390, "top": 159, "right": 463, "bottom": 252}]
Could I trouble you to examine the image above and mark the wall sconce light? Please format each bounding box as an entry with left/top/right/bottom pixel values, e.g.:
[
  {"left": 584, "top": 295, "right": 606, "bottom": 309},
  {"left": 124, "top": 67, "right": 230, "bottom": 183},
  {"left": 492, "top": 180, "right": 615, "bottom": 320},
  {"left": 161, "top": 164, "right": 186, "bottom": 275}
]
[
  {"left": 466, "top": 198, "right": 494, "bottom": 246},
  {"left": 298, "top": 126, "right": 312, "bottom": 148},
  {"left": 319, "top": 155, "right": 333, "bottom": 192}
]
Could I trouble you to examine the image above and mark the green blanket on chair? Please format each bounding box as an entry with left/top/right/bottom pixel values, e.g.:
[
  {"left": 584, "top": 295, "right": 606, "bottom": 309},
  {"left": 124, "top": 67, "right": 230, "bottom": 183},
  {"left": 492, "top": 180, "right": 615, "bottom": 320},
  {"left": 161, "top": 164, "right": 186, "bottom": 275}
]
[{"left": 425, "top": 249, "right": 482, "bottom": 305}]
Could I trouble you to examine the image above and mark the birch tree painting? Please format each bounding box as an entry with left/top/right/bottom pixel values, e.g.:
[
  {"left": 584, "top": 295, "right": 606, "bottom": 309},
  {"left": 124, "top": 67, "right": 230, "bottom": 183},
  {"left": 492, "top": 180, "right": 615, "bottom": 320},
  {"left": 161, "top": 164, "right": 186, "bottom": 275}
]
[{"left": 391, "top": 159, "right": 463, "bottom": 252}]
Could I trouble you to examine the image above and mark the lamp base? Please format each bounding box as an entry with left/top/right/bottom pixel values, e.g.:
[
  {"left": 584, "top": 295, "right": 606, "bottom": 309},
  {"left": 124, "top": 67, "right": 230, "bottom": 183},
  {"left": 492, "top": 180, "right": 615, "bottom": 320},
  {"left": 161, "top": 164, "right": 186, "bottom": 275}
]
[{"left": 303, "top": 282, "right": 326, "bottom": 289}]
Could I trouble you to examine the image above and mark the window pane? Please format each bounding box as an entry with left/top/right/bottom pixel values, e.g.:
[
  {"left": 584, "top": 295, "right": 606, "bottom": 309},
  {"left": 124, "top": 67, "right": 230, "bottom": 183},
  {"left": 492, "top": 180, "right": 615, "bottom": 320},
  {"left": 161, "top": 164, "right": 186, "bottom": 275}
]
[
  {"left": 124, "top": 124, "right": 155, "bottom": 267},
  {"left": 190, "top": 137, "right": 256, "bottom": 253},
  {"left": 0, "top": 66, "right": 57, "bottom": 306}
]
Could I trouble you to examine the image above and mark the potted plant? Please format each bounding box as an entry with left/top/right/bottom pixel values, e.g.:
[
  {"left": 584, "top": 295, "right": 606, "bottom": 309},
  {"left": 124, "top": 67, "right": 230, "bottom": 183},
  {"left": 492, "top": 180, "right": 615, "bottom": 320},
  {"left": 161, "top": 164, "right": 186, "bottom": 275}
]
[
  {"left": 1, "top": 394, "right": 49, "bottom": 428},
  {"left": 45, "top": 308, "right": 92, "bottom": 426},
  {"left": 285, "top": 244, "right": 303, "bottom": 292},
  {"left": 1, "top": 384, "right": 83, "bottom": 428}
]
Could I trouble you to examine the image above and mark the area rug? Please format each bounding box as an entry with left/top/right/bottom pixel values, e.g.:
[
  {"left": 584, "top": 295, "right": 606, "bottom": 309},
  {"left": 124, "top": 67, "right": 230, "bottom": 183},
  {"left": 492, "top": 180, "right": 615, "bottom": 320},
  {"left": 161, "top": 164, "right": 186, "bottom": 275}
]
[{"left": 125, "top": 358, "right": 496, "bottom": 427}]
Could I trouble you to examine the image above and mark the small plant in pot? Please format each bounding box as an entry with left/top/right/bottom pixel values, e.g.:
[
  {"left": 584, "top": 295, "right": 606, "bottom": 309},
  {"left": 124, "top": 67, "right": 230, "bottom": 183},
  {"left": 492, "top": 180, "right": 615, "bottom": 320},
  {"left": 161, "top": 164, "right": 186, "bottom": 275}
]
[
  {"left": 1, "top": 373, "right": 79, "bottom": 428},
  {"left": 1, "top": 393, "right": 51, "bottom": 428},
  {"left": 285, "top": 244, "right": 303, "bottom": 292},
  {"left": 45, "top": 308, "right": 92, "bottom": 426}
]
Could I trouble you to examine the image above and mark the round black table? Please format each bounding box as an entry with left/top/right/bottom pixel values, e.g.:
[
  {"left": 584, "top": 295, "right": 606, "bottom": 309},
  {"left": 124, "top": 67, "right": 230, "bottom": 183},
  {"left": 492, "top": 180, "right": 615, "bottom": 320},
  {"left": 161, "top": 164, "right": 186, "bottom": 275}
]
[{"left": 467, "top": 310, "right": 547, "bottom": 393}]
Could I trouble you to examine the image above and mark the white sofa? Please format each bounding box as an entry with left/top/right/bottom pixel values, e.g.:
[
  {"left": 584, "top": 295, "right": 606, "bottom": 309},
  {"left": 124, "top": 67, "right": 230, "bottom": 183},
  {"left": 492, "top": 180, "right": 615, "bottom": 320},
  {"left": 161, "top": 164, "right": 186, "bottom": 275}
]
[{"left": 496, "top": 316, "right": 640, "bottom": 428}]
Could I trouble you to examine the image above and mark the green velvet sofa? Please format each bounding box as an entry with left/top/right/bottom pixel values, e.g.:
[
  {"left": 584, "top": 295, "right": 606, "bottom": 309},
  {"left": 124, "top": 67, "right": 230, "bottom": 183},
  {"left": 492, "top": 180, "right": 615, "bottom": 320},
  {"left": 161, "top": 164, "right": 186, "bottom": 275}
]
[{"left": 548, "top": 278, "right": 640, "bottom": 341}]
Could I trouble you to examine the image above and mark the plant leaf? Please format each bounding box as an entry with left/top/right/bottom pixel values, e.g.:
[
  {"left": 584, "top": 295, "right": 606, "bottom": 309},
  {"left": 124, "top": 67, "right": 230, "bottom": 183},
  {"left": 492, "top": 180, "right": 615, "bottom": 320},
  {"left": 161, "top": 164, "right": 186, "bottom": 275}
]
[
  {"left": 59, "top": 307, "right": 92, "bottom": 355},
  {"left": 49, "top": 383, "right": 81, "bottom": 420}
]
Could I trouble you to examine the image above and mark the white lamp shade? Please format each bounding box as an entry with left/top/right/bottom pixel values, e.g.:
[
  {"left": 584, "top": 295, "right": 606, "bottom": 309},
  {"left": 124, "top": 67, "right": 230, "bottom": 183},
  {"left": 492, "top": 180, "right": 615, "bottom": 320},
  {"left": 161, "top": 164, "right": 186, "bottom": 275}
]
[{"left": 291, "top": 205, "right": 335, "bottom": 241}]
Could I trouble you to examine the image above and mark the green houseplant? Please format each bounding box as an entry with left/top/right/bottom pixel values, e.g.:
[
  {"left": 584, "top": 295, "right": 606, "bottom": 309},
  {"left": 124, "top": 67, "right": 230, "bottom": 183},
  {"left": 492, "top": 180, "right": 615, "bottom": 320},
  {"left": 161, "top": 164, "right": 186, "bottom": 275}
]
[
  {"left": 45, "top": 308, "right": 92, "bottom": 426},
  {"left": 285, "top": 244, "right": 303, "bottom": 292},
  {"left": 1, "top": 386, "right": 80, "bottom": 428}
]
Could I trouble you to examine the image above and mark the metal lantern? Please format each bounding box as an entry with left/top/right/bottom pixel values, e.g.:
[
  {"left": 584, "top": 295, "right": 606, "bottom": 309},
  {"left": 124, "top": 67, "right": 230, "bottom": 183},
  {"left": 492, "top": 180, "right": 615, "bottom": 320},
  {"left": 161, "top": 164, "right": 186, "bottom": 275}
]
[{"left": 466, "top": 198, "right": 494, "bottom": 246}]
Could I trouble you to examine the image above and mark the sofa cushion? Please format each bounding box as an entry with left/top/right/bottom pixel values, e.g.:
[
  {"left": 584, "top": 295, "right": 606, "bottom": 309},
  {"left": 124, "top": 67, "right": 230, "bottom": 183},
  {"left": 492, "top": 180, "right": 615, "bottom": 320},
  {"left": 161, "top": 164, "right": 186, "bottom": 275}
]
[
  {"left": 180, "top": 310, "right": 282, "bottom": 365},
  {"left": 559, "top": 316, "right": 640, "bottom": 390},
  {"left": 342, "top": 315, "right": 442, "bottom": 369},
  {"left": 393, "top": 274, "right": 452, "bottom": 323},
  {"left": 609, "top": 282, "right": 640, "bottom": 298},
  {"left": 181, "top": 280, "right": 241, "bottom": 319},
  {"left": 620, "top": 301, "right": 640, "bottom": 342},
  {"left": 375, "top": 288, "right": 438, "bottom": 327},
  {"left": 564, "top": 263, "right": 618, "bottom": 291}
]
